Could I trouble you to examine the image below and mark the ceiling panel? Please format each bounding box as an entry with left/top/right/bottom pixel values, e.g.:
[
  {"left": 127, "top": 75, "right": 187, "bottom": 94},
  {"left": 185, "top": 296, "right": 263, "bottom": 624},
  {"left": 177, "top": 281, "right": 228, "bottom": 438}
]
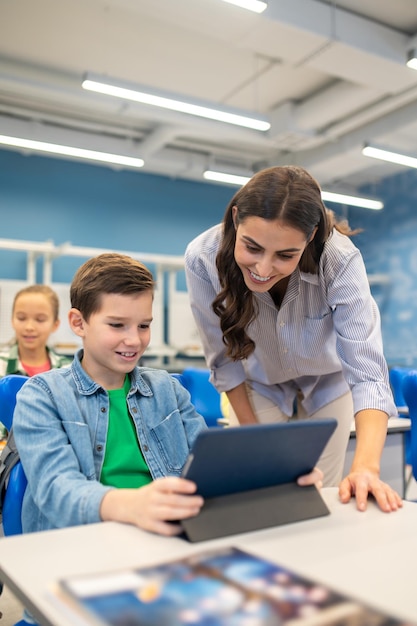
[
  {"left": 1, "top": 0, "right": 417, "bottom": 197},
  {"left": 322, "top": 0, "right": 417, "bottom": 33},
  {"left": 308, "top": 43, "right": 416, "bottom": 92}
]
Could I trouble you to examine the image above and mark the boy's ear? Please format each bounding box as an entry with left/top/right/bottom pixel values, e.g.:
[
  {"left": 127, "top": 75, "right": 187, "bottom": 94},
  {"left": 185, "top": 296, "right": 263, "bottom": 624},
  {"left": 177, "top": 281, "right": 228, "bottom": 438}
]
[{"left": 68, "top": 308, "right": 85, "bottom": 337}]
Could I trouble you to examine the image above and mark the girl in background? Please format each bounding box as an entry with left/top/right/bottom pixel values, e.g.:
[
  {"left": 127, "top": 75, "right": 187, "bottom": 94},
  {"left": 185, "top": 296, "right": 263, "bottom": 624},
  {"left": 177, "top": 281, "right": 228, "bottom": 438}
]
[{"left": 0, "top": 284, "right": 71, "bottom": 438}]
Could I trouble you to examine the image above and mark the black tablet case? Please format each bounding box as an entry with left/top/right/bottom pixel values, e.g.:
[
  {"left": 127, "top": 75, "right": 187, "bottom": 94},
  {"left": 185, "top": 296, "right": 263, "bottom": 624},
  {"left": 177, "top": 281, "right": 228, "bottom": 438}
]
[{"left": 181, "top": 418, "right": 337, "bottom": 542}]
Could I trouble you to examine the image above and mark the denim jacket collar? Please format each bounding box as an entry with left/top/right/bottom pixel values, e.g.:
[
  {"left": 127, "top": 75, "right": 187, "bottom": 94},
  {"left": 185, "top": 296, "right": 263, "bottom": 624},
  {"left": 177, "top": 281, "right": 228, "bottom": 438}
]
[{"left": 71, "top": 349, "right": 154, "bottom": 397}]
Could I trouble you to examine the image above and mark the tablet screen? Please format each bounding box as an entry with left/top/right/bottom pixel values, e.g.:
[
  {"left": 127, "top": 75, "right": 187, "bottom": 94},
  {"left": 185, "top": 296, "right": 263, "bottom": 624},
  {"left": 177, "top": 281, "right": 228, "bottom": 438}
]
[{"left": 181, "top": 418, "right": 337, "bottom": 498}]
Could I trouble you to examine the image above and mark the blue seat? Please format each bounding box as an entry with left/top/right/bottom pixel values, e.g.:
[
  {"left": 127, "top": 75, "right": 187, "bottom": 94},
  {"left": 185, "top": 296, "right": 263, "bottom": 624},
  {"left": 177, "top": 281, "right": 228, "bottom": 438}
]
[
  {"left": 389, "top": 367, "right": 411, "bottom": 415},
  {"left": 2, "top": 460, "right": 28, "bottom": 536},
  {"left": 401, "top": 371, "right": 417, "bottom": 485},
  {"left": 389, "top": 367, "right": 412, "bottom": 465},
  {"left": 0, "top": 376, "right": 67, "bottom": 625},
  {"left": 173, "top": 368, "right": 222, "bottom": 428},
  {"left": 0, "top": 374, "right": 28, "bottom": 536},
  {"left": 0, "top": 374, "right": 29, "bottom": 432}
]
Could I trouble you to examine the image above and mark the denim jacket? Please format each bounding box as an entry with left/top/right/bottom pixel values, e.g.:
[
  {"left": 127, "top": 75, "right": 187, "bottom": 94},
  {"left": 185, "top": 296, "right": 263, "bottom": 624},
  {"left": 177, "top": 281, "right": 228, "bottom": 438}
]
[{"left": 13, "top": 350, "right": 207, "bottom": 533}]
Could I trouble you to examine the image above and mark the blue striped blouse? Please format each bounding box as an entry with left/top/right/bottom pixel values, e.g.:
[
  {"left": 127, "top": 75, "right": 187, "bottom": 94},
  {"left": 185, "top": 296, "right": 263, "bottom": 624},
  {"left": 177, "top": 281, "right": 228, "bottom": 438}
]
[{"left": 184, "top": 224, "right": 396, "bottom": 418}]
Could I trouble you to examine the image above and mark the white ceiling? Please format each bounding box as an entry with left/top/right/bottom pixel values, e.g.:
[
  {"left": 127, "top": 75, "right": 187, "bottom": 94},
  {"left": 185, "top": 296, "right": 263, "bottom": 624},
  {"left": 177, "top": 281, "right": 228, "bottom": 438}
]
[{"left": 2, "top": 0, "right": 417, "bottom": 195}]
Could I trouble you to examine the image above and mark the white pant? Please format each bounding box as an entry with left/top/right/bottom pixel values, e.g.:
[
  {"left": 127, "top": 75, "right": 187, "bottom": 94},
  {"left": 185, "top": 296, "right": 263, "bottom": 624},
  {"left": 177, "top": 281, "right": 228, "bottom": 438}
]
[{"left": 227, "top": 387, "right": 353, "bottom": 487}]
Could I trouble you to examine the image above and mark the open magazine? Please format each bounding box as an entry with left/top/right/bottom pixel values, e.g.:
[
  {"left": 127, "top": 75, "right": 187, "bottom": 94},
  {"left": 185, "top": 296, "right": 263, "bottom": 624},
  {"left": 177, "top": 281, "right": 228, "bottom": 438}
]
[{"left": 54, "top": 546, "right": 414, "bottom": 626}]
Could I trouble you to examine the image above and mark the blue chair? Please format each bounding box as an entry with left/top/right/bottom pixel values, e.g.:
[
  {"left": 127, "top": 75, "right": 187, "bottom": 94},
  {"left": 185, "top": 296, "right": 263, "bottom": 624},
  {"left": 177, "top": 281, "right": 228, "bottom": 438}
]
[
  {"left": 0, "top": 375, "right": 29, "bottom": 433},
  {"left": 0, "top": 375, "right": 28, "bottom": 536},
  {"left": 389, "top": 367, "right": 411, "bottom": 416},
  {"left": 0, "top": 376, "right": 33, "bottom": 625},
  {"left": 173, "top": 368, "right": 222, "bottom": 427},
  {"left": 1, "top": 374, "right": 81, "bottom": 626},
  {"left": 401, "top": 371, "right": 417, "bottom": 486},
  {"left": 389, "top": 367, "right": 412, "bottom": 465}
]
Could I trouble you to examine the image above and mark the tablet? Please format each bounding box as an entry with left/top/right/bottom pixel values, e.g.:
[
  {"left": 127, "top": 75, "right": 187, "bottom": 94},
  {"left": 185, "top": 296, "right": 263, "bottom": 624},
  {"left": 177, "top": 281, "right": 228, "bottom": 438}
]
[
  {"left": 181, "top": 418, "right": 337, "bottom": 498},
  {"left": 180, "top": 418, "right": 337, "bottom": 541}
]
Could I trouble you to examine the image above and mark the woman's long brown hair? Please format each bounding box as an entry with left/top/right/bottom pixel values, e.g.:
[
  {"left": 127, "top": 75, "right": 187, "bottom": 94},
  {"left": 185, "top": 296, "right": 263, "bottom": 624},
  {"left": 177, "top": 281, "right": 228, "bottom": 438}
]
[{"left": 213, "top": 165, "right": 358, "bottom": 361}]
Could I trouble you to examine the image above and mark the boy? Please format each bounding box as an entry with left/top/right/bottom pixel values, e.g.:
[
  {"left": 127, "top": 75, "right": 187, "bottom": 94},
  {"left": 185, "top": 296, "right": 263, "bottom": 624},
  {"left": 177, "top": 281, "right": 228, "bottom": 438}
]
[{"left": 13, "top": 253, "right": 206, "bottom": 537}]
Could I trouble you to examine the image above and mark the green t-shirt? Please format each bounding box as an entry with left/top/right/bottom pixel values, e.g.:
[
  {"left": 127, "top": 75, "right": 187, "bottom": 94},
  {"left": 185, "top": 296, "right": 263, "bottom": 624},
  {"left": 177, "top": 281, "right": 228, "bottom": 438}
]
[{"left": 100, "top": 376, "right": 152, "bottom": 489}]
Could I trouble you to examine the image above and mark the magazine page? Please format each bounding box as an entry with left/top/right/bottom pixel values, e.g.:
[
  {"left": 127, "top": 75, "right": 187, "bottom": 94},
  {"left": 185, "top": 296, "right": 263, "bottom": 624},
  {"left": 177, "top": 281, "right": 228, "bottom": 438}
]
[{"left": 56, "top": 546, "right": 414, "bottom": 626}]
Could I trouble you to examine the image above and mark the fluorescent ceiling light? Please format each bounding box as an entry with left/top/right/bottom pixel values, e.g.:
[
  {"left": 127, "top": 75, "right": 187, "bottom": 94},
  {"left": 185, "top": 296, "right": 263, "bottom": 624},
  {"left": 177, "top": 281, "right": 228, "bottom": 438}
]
[
  {"left": 0, "top": 135, "right": 144, "bottom": 168},
  {"left": 204, "top": 170, "right": 250, "bottom": 186},
  {"left": 204, "top": 170, "right": 383, "bottom": 210},
  {"left": 406, "top": 49, "right": 417, "bottom": 70},
  {"left": 220, "top": 0, "right": 267, "bottom": 13},
  {"left": 362, "top": 145, "right": 417, "bottom": 170},
  {"left": 82, "top": 75, "right": 270, "bottom": 132},
  {"left": 320, "top": 190, "right": 383, "bottom": 210}
]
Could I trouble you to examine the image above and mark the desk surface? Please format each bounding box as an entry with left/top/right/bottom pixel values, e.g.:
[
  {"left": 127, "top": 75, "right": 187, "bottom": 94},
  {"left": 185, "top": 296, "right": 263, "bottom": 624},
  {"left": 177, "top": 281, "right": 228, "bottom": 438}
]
[
  {"left": 0, "top": 489, "right": 416, "bottom": 625},
  {"left": 386, "top": 415, "right": 411, "bottom": 430}
]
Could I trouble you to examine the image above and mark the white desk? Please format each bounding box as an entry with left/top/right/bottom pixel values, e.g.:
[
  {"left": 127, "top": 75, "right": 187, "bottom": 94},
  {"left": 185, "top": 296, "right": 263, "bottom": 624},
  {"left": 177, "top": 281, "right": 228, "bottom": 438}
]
[
  {"left": 0, "top": 489, "right": 416, "bottom": 625},
  {"left": 344, "top": 416, "right": 411, "bottom": 497}
]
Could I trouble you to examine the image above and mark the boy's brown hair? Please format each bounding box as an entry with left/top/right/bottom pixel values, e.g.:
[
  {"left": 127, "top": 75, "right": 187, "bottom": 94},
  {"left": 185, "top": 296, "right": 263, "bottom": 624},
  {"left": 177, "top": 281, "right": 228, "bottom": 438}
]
[{"left": 70, "top": 253, "right": 155, "bottom": 321}]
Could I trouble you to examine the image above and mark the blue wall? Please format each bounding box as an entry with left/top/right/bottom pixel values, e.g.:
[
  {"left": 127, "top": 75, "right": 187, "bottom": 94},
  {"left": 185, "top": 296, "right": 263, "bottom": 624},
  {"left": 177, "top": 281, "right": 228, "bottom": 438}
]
[
  {"left": 349, "top": 170, "right": 417, "bottom": 367},
  {"left": 1, "top": 147, "right": 417, "bottom": 366},
  {"left": 0, "top": 149, "right": 231, "bottom": 283}
]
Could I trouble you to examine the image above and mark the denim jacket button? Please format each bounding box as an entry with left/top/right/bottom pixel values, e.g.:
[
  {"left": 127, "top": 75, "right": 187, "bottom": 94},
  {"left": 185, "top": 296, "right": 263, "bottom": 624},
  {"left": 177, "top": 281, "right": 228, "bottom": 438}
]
[
  {"left": 96, "top": 444, "right": 103, "bottom": 451},
  {"left": 100, "top": 407, "right": 106, "bottom": 413},
  {"left": 143, "top": 445, "right": 149, "bottom": 452}
]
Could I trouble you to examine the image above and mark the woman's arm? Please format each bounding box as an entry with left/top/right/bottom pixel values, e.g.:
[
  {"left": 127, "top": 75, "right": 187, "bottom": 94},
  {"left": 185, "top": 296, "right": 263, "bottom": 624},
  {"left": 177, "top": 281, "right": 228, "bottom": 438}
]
[
  {"left": 322, "top": 235, "right": 401, "bottom": 511},
  {"left": 226, "top": 382, "right": 258, "bottom": 425}
]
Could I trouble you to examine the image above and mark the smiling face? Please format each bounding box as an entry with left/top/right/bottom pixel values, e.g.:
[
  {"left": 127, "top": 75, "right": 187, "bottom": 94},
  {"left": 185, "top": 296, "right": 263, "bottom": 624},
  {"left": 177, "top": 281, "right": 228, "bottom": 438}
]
[
  {"left": 233, "top": 213, "right": 311, "bottom": 293},
  {"left": 69, "top": 291, "right": 153, "bottom": 389},
  {"left": 12, "top": 292, "right": 60, "bottom": 353}
]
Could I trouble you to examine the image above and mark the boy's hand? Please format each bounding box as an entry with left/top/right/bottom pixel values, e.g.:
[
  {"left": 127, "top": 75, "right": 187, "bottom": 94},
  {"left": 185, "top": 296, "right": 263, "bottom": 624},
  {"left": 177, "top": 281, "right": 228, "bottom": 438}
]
[{"left": 100, "top": 477, "right": 204, "bottom": 536}]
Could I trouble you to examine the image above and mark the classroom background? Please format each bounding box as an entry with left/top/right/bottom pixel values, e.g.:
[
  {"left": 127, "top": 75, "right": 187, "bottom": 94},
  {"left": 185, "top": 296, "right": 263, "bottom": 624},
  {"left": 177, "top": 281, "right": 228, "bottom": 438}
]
[{"left": 0, "top": 146, "right": 416, "bottom": 368}]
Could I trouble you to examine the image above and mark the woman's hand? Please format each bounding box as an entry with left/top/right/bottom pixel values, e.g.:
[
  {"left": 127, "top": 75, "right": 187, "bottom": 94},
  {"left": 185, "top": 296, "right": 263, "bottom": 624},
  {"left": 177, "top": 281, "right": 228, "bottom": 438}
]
[
  {"left": 100, "top": 476, "right": 204, "bottom": 536},
  {"left": 339, "top": 469, "right": 403, "bottom": 512},
  {"left": 297, "top": 466, "right": 323, "bottom": 489},
  {"left": 342, "top": 410, "right": 403, "bottom": 512}
]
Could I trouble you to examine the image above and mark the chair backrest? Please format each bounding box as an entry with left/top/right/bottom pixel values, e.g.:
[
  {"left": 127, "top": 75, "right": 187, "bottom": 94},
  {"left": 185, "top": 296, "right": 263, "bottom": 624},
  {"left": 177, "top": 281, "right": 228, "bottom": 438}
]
[
  {"left": 388, "top": 367, "right": 413, "bottom": 464},
  {"left": 0, "top": 374, "right": 29, "bottom": 432},
  {"left": 2, "top": 460, "right": 28, "bottom": 536},
  {"left": 389, "top": 367, "right": 411, "bottom": 412},
  {"left": 401, "top": 371, "right": 417, "bottom": 482},
  {"left": 175, "top": 368, "right": 222, "bottom": 428},
  {"left": 0, "top": 374, "right": 28, "bottom": 536}
]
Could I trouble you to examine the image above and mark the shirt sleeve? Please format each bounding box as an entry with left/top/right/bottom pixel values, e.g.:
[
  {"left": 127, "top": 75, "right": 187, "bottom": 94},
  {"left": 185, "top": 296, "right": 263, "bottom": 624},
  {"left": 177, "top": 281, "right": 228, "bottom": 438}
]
[
  {"left": 13, "top": 377, "right": 111, "bottom": 528},
  {"left": 323, "top": 236, "right": 396, "bottom": 417}
]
